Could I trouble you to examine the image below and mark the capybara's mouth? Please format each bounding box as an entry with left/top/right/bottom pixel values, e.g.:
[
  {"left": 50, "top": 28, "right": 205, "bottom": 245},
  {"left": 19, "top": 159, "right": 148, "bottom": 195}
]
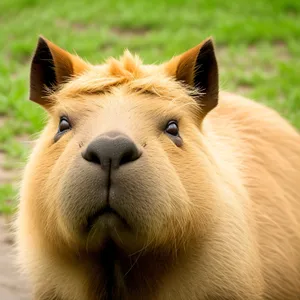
[{"left": 86, "top": 205, "right": 129, "bottom": 232}]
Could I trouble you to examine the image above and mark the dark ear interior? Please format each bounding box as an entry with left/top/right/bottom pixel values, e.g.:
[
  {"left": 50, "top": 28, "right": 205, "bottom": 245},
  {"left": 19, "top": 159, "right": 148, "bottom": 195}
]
[
  {"left": 173, "top": 38, "right": 219, "bottom": 116},
  {"left": 193, "top": 39, "right": 218, "bottom": 112},
  {"left": 30, "top": 37, "right": 57, "bottom": 104},
  {"left": 29, "top": 36, "right": 84, "bottom": 107}
]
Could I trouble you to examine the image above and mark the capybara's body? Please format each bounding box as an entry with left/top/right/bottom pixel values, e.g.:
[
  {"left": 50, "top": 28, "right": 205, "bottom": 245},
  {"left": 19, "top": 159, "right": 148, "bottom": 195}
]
[{"left": 15, "top": 37, "right": 300, "bottom": 300}]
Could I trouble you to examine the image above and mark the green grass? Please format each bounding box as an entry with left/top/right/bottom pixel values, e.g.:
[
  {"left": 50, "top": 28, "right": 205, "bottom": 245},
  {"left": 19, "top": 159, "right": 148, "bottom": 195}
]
[
  {"left": 0, "top": 184, "right": 17, "bottom": 214},
  {"left": 0, "top": 0, "right": 300, "bottom": 213}
]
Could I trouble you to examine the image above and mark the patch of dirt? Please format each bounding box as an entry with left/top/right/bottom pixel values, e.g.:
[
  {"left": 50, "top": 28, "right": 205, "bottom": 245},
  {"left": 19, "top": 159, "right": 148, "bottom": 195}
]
[
  {"left": 99, "top": 42, "right": 115, "bottom": 52},
  {"left": 111, "top": 26, "right": 152, "bottom": 38},
  {"left": 284, "top": 4, "right": 299, "bottom": 17},
  {"left": 247, "top": 44, "right": 258, "bottom": 55},
  {"left": 0, "top": 115, "right": 9, "bottom": 128},
  {"left": 236, "top": 84, "right": 253, "bottom": 95},
  {"left": 273, "top": 40, "right": 291, "bottom": 61},
  {"left": 0, "top": 215, "right": 31, "bottom": 299},
  {"left": 215, "top": 45, "right": 229, "bottom": 57},
  {"left": 72, "top": 22, "right": 89, "bottom": 32},
  {"left": 55, "top": 18, "right": 69, "bottom": 29},
  {"left": 247, "top": 41, "right": 291, "bottom": 62},
  {"left": 287, "top": 10, "right": 298, "bottom": 17},
  {"left": 15, "top": 134, "right": 33, "bottom": 148},
  {"left": 16, "top": 53, "right": 31, "bottom": 65},
  {"left": 55, "top": 19, "right": 95, "bottom": 32}
]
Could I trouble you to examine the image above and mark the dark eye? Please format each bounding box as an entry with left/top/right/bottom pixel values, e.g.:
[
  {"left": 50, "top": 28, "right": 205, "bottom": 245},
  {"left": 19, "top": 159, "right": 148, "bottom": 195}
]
[
  {"left": 58, "top": 117, "right": 71, "bottom": 133},
  {"left": 164, "top": 120, "right": 182, "bottom": 147},
  {"left": 54, "top": 117, "right": 71, "bottom": 142},
  {"left": 165, "top": 121, "right": 179, "bottom": 136}
]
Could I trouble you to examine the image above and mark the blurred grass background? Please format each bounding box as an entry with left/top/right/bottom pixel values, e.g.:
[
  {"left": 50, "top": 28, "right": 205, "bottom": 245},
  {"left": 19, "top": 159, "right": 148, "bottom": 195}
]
[{"left": 0, "top": 0, "right": 299, "bottom": 213}]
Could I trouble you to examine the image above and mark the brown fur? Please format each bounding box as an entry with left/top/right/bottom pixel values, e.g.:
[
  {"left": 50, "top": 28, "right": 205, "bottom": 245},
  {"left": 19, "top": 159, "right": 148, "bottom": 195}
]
[{"left": 15, "top": 36, "right": 300, "bottom": 300}]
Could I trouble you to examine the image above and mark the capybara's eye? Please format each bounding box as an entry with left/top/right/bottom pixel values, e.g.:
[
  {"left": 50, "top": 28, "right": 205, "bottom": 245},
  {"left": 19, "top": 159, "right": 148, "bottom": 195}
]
[
  {"left": 54, "top": 117, "right": 71, "bottom": 142},
  {"left": 58, "top": 117, "right": 71, "bottom": 133},
  {"left": 165, "top": 120, "right": 182, "bottom": 147},
  {"left": 165, "top": 121, "right": 179, "bottom": 136}
]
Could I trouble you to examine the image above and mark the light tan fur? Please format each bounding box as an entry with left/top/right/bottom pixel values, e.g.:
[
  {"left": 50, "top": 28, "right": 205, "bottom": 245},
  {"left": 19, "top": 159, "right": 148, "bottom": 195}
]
[{"left": 15, "top": 37, "right": 300, "bottom": 300}]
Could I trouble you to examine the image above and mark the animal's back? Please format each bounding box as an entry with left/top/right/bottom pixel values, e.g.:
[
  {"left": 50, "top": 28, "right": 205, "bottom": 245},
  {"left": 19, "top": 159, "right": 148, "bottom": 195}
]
[{"left": 208, "top": 91, "right": 300, "bottom": 299}]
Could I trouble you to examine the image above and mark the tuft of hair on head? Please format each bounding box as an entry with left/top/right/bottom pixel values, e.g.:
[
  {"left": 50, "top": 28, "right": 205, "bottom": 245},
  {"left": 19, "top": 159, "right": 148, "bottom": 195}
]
[{"left": 104, "top": 49, "right": 142, "bottom": 79}]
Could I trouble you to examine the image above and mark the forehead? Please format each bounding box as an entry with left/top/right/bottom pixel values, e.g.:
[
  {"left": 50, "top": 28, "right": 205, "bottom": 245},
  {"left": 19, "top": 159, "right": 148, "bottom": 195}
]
[{"left": 51, "top": 51, "right": 198, "bottom": 107}]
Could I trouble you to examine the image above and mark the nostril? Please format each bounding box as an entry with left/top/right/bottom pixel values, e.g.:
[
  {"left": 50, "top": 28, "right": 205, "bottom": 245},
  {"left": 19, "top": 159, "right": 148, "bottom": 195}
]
[
  {"left": 119, "top": 152, "right": 134, "bottom": 166},
  {"left": 82, "top": 148, "right": 101, "bottom": 165},
  {"left": 118, "top": 147, "right": 142, "bottom": 167}
]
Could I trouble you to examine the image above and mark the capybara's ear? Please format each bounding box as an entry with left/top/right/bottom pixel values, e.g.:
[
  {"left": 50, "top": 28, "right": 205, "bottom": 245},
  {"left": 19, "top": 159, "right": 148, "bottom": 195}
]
[
  {"left": 29, "top": 36, "right": 89, "bottom": 107},
  {"left": 165, "top": 37, "right": 219, "bottom": 116}
]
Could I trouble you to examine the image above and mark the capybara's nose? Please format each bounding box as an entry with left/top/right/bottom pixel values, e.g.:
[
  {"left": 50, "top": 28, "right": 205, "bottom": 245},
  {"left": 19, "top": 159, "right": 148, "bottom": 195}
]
[{"left": 82, "top": 131, "right": 141, "bottom": 170}]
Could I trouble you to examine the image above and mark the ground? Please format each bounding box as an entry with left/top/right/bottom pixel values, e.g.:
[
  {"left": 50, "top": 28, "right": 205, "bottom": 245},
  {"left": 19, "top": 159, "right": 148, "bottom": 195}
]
[
  {"left": 0, "top": 215, "right": 30, "bottom": 299},
  {"left": 0, "top": 0, "right": 299, "bottom": 298}
]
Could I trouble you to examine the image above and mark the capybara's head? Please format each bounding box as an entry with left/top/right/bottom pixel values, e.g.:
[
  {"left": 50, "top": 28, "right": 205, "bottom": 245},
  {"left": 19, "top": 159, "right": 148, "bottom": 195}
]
[{"left": 17, "top": 36, "right": 220, "bottom": 256}]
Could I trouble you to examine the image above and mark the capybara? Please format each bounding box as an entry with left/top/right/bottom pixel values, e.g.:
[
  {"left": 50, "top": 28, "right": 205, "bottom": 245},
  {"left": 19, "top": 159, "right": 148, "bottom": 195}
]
[{"left": 15, "top": 36, "right": 300, "bottom": 300}]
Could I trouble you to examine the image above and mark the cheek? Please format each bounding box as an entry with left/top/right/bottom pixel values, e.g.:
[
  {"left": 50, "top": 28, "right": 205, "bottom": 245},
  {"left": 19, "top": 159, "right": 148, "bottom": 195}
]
[
  {"left": 30, "top": 136, "right": 78, "bottom": 221},
  {"left": 140, "top": 143, "right": 192, "bottom": 222},
  {"left": 168, "top": 145, "right": 221, "bottom": 232},
  {"left": 18, "top": 134, "right": 73, "bottom": 245},
  {"left": 47, "top": 140, "right": 81, "bottom": 199}
]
